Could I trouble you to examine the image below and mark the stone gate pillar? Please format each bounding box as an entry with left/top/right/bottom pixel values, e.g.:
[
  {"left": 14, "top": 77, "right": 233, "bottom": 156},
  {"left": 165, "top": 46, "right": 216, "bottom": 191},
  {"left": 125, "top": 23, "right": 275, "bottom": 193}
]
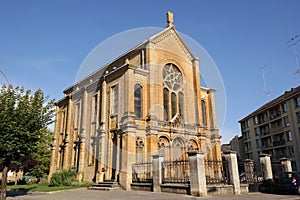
[
  {"left": 244, "top": 159, "right": 254, "bottom": 182},
  {"left": 188, "top": 151, "right": 207, "bottom": 197},
  {"left": 152, "top": 154, "right": 164, "bottom": 192},
  {"left": 280, "top": 157, "right": 292, "bottom": 172},
  {"left": 224, "top": 151, "right": 241, "bottom": 194},
  {"left": 259, "top": 154, "right": 273, "bottom": 180}
]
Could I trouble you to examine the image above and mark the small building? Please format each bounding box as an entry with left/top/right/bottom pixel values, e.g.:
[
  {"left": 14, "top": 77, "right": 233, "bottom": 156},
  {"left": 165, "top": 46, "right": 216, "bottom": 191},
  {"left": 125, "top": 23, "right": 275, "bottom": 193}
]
[
  {"left": 49, "top": 12, "right": 222, "bottom": 189},
  {"left": 239, "top": 86, "right": 300, "bottom": 170}
]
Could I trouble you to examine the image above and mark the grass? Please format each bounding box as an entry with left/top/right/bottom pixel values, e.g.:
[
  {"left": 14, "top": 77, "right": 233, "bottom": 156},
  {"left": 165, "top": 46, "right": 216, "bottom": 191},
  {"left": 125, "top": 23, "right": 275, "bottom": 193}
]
[{"left": 7, "top": 182, "right": 93, "bottom": 193}]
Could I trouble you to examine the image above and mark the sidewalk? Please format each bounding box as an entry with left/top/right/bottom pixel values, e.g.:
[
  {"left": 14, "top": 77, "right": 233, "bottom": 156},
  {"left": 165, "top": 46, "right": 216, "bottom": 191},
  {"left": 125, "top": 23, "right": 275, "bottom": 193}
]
[{"left": 7, "top": 188, "right": 300, "bottom": 200}]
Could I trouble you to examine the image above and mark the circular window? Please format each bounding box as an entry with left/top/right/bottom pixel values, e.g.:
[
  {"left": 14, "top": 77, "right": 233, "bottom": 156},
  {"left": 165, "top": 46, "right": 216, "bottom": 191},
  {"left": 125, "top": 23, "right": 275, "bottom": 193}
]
[{"left": 163, "top": 63, "right": 183, "bottom": 91}]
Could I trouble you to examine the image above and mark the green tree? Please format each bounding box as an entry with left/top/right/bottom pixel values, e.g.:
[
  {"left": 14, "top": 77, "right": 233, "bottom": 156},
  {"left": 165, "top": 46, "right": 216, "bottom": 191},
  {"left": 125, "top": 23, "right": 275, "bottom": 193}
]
[
  {"left": 27, "top": 128, "right": 52, "bottom": 178},
  {"left": 0, "top": 85, "right": 55, "bottom": 200}
]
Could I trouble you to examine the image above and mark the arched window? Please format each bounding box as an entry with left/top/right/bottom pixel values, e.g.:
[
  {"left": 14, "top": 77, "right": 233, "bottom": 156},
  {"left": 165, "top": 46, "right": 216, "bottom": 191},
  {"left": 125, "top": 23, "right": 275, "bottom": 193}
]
[
  {"left": 178, "top": 92, "right": 184, "bottom": 119},
  {"left": 162, "top": 63, "right": 184, "bottom": 121},
  {"left": 134, "top": 84, "right": 142, "bottom": 118},
  {"left": 202, "top": 100, "right": 207, "bottom": 127},
  {"left": 171, "top": 92, "right": 177, "bottom": 118},
  {"left": 163, "top": 88, "right": 169, "bottom": 121}
]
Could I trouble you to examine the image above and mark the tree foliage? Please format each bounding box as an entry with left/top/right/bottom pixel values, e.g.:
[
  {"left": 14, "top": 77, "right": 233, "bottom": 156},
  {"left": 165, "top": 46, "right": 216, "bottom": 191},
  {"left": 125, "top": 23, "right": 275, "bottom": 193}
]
[{"left": 0, "top": 85, "right": 55, "bottom": 199}]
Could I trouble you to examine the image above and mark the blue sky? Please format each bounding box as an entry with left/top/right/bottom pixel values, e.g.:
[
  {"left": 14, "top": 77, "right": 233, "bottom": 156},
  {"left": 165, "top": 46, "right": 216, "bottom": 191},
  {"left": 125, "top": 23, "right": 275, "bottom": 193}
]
[{"left": 0, "top": 0, "right": 299, "bottom": 143}]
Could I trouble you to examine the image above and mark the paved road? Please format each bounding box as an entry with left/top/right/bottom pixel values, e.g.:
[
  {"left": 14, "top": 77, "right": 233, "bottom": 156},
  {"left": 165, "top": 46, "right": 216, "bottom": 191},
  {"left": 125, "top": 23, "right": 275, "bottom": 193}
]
[{"left": 7, "top": 189, "right": 300, "bottom": 200}]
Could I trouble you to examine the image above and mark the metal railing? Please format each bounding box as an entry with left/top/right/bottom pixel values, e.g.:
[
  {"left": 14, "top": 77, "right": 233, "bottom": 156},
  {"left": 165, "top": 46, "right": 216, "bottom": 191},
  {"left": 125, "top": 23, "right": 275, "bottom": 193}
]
[
  {"left": 162, "top": 159, "right": 190, "bottom": 184},
  {"left": 205, "top": 160, "right": 229, "bottom": 185},
  {"left": 132, "top": 161, "right": 153, "bottom": 183}
]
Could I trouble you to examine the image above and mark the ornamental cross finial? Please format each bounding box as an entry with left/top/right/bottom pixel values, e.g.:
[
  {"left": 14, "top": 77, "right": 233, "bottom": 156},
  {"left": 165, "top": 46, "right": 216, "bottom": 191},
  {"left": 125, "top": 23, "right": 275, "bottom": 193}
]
[{"left": 166, "top": 11, "right": 174, "bottom": 27}]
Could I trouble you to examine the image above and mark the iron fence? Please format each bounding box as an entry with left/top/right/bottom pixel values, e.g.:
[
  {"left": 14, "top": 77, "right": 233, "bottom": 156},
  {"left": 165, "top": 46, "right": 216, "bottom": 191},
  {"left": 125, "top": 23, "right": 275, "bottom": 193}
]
[
  {"left": 162, "top": 159, "right": 190, "bottom": 184},
  {"left": 132, "top": 161, "right": 153, "bottom": 183},
  {"left": 205, "top": 160, "right": 230, "bottom": 185}
]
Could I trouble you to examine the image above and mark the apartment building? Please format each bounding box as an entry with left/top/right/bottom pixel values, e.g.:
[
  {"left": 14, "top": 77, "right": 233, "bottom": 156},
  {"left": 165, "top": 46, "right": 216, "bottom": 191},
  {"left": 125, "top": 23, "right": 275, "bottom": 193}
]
[{"left": 239, "top": 86, "right": 300, "bottom": 170}]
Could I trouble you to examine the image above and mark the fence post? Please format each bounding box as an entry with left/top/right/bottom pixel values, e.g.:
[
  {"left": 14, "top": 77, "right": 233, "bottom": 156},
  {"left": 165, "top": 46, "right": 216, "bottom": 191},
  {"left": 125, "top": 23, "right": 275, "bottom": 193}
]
[
  {"left": 188, "top": 151, "right": 207, "bottom": 197},
  {"left": 259, "top": 154, "right": 273, "bottom": 180},
  {"left": 244, "top": 159, "right": 254, "bottom": 182},
  {"left": 224, "top": 151, "right": 241, "bottom": 194},
  {"left": 152, "top": 154, "right": 164, "bottom": 192},
  {"left": 280, "top": 157, "right": 292, "bottom": 172}
]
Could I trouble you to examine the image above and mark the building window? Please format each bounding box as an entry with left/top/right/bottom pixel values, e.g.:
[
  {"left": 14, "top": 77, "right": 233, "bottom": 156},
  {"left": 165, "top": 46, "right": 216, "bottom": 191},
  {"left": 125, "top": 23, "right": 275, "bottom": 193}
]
[
  {"left": 286, "top": 131, "right": 292, "bottom": 141},
  {"left": 178, "top": 92, "right": 184, "bottom": 119},
  {"left": 163, "top": 88, "right": 169, "bottom": 121},
  {"left": 112, "top": 85, "right": 119, "bottom": 115},
  {"left": 253, "top": 116, "right": 258, "bottom": 125},
  {"left": 288, "top": 146, "right": 294, "bottom": 155},
  {"left": 254, "top": 127, "right": 259, "bottom": 135},
  {"left": 134, "top": 84, "right": 142, "bottom": 118},
  {"left": 281, "top": 103, "right": 287, "bottom": 113},
  {"left": 162, "top": 63, "right": 184, "bottom": 121},
  {"left": 283, "top": 116, "right": 290, "bottom": 127},
  {"left": 296, "top": 111, "right": 300, "bottom": 123},
  {"left": 295, "top": 97, "right": 300, "bottom": 107},
  {"left": 201, "top": 100, "right": 207, "bottom": 127},
  {"left": 163, "top": 63, "right": 183, "bottom": 91},
  {"left": 171, "top": 92, "right": 177, "bottom": 118}
]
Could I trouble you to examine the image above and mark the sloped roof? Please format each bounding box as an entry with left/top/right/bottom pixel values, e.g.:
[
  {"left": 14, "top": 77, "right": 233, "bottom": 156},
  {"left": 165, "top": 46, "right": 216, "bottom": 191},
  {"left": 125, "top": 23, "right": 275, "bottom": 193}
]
[
  {"left": 63, "top": 25, "right": 196, "bottom": 95},
  {"left": 239, "top": 85, "right": 300, "bottom": 122}
]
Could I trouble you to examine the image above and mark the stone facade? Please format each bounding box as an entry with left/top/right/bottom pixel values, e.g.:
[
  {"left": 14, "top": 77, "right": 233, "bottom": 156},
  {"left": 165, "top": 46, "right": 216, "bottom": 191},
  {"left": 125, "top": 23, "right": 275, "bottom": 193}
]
[{"left": 49, "top": 12, "right": 222, "bottom": 189}]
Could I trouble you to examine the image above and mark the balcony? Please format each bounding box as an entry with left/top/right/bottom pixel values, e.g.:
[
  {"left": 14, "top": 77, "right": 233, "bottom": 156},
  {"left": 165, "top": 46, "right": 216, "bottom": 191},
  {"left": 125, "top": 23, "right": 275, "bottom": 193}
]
[
  {"left": 270, "top": 126, "right": 284, "bottom": 134},
  {"left": 273, "top": 140, "right": 286, "bottom": 147}
]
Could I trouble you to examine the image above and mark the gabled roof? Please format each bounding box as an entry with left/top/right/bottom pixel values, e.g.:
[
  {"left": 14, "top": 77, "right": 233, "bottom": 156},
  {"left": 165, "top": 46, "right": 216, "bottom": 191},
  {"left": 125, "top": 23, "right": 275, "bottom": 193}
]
[{"left": 63, "top": 24, "right": 196, "bottom": 96}]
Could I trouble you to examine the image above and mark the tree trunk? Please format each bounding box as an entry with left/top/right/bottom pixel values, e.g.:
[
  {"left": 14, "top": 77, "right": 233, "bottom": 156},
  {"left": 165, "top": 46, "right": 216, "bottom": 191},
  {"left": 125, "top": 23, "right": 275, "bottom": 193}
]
[{"left": 1, "top": 165, "right": 8, "bottom": 200}]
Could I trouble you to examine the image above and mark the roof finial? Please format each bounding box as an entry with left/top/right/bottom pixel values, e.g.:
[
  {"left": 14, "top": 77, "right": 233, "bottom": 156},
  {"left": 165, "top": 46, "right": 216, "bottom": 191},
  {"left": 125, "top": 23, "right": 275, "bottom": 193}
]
[{"left": 166, "top": 11, "right": 174, "bottom": 27}]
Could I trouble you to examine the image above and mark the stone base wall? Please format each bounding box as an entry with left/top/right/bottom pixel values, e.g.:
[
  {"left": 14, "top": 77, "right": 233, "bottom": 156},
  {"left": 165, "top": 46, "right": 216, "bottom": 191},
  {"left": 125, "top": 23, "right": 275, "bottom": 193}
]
[
  {"left": 160, "top": 184, "right": 190, "bottom": 195},
  {"left": 131, "top": 183, "right": 153, "bottom": 191}
]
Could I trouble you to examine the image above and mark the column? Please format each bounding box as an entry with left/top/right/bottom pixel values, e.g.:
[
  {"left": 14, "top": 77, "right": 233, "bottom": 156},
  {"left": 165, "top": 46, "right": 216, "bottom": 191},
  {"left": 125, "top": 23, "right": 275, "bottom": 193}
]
[
  {"left": 98, "top": 80, "right": 107, "bottom": 182},
  {"left": 49, "top": 106, "right": 60, "bottom": 180},
  {"left": 63, "top": 97, "right": 72, "bottom": 169},
  {"left": 259, "top": 154, "right": 273, "bottom": 180},
  {"left": 280, "top": 157, "right": 292, "bottom": 172},
  {"left": 77, "top": 88, "right": 88, "bottom": 182},
  {"left": 224, "top": 151, "right": 241, "bottom": 194},
  {"left": 119, "top": 130, "right": 136, "bottom": 190},
  {"left": 188, "top": 151, "right": 207, "bottom": 197},
  {"left": 192, "top": 57, "right": 201, "bottom": 124},
  {"left": 152, "top": 154, "right": 164, "bottom": 192},
  {"left": 146, "top": 128, "right": 159, "bottom": 161}
]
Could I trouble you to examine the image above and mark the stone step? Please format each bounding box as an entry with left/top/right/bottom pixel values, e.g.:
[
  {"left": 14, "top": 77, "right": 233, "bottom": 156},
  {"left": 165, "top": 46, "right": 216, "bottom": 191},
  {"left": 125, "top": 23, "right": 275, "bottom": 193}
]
[
  {"left": 88, "top": 186, "right": 122, "bottom": 191},
  {"left": 88, "top": 181, "right": 123, "bottom": 191}
]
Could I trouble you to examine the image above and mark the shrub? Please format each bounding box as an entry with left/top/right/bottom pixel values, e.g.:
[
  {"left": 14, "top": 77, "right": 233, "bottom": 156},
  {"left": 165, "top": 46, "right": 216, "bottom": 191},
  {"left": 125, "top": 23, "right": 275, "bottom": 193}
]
[{"left": 49, "top": 169, "right": 77, "bottom": 187}]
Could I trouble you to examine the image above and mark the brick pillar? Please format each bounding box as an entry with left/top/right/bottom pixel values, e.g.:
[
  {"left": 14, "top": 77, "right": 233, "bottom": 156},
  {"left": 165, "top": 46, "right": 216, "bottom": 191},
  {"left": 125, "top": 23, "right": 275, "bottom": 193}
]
[
  {"left": 244, "top": 159, "right": 254, "bottom": 182},
  {"left": 152, "top": 154, "right": 164, "bottom": 192},
  {"left": 280, "top": 157, "right": 292, "bottom": 172},
  {"left": 259, "top": 154, "right": 273, "bottom": 180},
  {"left": 188, "top": 151, "right": 207, "bottom": 197},
  {"left": 224, "top": 151, "right": 241, "bottom": 194}
]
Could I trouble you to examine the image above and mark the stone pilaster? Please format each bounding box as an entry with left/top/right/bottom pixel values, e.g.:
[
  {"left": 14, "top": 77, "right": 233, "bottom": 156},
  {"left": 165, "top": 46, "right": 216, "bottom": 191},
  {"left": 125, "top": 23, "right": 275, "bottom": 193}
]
[
  {"left": 192, "top": 57, "right": 201, "bottom": 124},
  {"left": 224, "top": 151, "right": 241, "bottom": 194},
  {"left": 119, "top": 112, "right": 136, "bottom": 190},
  {"left": 63, "top": 97, "right": 72, "bottom": 169},
  {"left": 77, "top": 88, "right": 88, "bottom": 182},
  {"left": 49, "top": 105, "right": 60, "bottom": 179}
]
